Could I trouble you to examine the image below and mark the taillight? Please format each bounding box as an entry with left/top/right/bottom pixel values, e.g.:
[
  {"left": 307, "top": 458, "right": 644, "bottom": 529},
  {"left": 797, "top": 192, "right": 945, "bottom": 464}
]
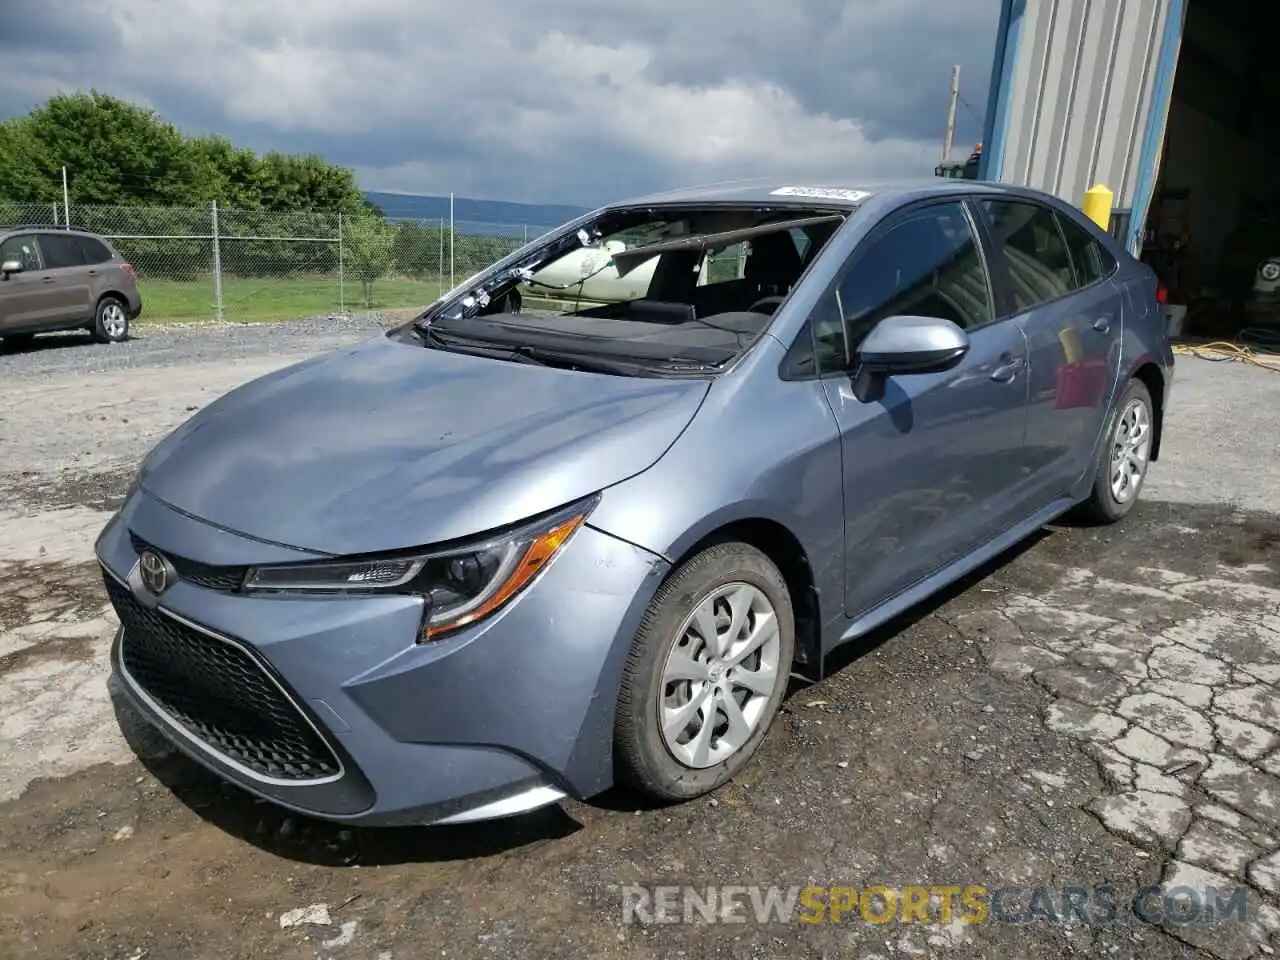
[
  {"left": 1156, "top": 281, "right": 1167, "bottom": 304},
  {"left": 121, "top": 262, "right": 136, "bottom": 280}
]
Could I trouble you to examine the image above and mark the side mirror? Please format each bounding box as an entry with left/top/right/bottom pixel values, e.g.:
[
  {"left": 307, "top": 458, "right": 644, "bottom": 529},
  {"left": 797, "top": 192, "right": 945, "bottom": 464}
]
[
  {"left": 856, "top": 314, "right": 970, "bottom": 375},
  {"left": 1, "top": 259, "right": 22, "bottom": 277}
]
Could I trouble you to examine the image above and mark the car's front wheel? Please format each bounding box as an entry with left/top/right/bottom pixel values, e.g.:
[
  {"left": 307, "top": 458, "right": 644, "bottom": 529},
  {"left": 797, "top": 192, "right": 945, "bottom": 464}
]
[{"left": 614, "top": 541, "right": 795, "bottom": 801}]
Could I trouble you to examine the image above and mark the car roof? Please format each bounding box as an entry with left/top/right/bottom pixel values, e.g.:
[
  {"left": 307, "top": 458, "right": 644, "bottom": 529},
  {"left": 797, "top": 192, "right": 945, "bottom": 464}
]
[
  {"left": 0, "top": 225, "right": 108, "bottom": 238},
  {"left": 607, "top": 176, "right": 1063, "bottom": 212}
]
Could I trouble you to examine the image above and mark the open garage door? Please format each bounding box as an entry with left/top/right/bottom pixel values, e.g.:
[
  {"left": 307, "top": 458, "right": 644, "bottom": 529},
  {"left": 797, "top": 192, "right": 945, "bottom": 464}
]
[{"left": 1146, "top": 0, "right": 1280, "bottom": 341}]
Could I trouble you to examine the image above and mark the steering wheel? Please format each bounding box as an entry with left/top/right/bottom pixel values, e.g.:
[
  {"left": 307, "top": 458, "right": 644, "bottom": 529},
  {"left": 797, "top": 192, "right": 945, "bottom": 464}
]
[{"left": 746, "top": 295, "right": 786, "bottom": 315}]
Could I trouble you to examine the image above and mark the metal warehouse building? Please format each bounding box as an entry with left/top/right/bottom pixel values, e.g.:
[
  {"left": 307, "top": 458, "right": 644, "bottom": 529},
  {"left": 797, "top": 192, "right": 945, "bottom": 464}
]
[{"left": 979, "top": 0, "right": 1277, "bottom": 337}]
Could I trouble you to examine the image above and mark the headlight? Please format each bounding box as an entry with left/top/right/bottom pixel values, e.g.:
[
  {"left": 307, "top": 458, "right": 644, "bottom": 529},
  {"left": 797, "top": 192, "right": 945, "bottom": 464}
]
[
  {"left": 1261, "top": 261, "right": 1280, "bottom": 282},
  {"left": 243, "top": 497, "right": 597, "bottom": 640}
]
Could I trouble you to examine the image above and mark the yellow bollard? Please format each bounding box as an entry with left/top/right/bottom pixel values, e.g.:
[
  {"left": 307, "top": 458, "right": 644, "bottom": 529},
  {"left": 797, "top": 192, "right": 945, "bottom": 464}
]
[
  {"left": 1058, "top": 326, "right": 1083, "bottom": 364},
  {"left": 1082, "top": 183, "right": 1114, "bottom": 232}
]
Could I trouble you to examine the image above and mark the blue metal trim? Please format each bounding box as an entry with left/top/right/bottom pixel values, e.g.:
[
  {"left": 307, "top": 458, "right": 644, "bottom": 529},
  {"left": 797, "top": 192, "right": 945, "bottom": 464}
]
[
  {"left": 980, "top": 0, "right": 1026, "bottom": 181},
  {"left": 1127, "top": 0, "right": 1188, "bottom": 254}
]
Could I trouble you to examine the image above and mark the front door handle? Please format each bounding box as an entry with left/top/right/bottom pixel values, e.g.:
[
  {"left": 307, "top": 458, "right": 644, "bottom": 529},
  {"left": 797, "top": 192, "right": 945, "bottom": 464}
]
[
  {"left": 990, "top": 356, "right": 1026, "bottom": 383},
  {"left": 1092, "top": 315, "right": 1113, "bottom": 334},
  {"left": 41, "top": 276, "right": 55, "bottom": 284}
]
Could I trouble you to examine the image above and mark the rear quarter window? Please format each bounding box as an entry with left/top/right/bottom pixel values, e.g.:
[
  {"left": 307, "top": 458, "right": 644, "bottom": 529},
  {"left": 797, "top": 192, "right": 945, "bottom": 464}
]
[
  {"left": 77, "top": 236, "right": 114, "bottom": 265},
  {"left": 1055, "top": 213, "right": 1117, "bottom": 286}
]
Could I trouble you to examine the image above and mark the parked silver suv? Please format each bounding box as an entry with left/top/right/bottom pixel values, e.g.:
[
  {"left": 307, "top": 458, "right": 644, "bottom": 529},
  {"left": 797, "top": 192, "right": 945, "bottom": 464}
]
[{"left": 0, "top": 226, "right": 143, "bottom": 347}]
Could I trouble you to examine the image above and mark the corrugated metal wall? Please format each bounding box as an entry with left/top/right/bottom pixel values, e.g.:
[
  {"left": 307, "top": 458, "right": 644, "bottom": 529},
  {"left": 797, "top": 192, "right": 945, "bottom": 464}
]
[{"left": 985, "top": 0, "right": 1178, "bottom": 218}]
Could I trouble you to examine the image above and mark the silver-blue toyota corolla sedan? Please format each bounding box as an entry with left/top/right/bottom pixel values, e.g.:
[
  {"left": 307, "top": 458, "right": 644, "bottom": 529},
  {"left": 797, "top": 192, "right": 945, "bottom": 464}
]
[{"left": 97, "top": 178, "right": 1174, "bottom": 826}]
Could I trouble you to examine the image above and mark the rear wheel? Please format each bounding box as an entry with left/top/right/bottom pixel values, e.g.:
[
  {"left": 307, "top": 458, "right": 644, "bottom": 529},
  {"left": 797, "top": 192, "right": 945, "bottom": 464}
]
[
  {"left": 1074, "top": 378, "right": 1154, "bottom": 524},
  {"left": 92, "top": 296, "right": 130, "bottom": 343},
  {"left": 614, "top": 542, "right": 795, "bottom": 801}
]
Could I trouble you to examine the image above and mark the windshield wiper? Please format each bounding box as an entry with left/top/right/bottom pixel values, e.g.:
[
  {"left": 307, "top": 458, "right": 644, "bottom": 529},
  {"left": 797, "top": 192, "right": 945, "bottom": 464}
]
[
  {"left": 420, "top": 326, "right": 643, "bottom": 375},
  {"left": 509, "top": 345, "right": 646, "bottom": 376}
]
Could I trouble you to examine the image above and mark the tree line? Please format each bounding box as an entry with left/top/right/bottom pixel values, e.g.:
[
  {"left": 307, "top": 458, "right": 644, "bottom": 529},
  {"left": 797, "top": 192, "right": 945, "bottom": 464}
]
[
  {"left": 0, "top": 92, "right": 526, "bottom": 305},
  {"left": 0, "top": 91, "right": 375, "bottom": 215}
]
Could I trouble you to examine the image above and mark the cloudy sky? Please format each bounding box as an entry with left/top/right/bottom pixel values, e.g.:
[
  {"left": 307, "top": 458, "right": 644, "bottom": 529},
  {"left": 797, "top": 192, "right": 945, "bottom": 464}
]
[{"left": 1, "top": 0, "right": 1001, "bottom": 207}]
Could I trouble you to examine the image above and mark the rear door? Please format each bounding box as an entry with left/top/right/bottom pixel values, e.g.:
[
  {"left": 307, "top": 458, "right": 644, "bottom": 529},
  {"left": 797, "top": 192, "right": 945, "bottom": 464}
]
[
  {"left": 76, "top": 234, "right": 121, "bottom": 302},
  {"left": 0, "top": 233, "right": 55, "bottom": 331},
  {"left": 816, "top": 198, "right": 1033, "bottom": 618},
  {"left": 35, "top": 232, "right": 94, "bottom": 323},
  {"left": 976, "top": 199, "right": 1123, "bottom": 500}
]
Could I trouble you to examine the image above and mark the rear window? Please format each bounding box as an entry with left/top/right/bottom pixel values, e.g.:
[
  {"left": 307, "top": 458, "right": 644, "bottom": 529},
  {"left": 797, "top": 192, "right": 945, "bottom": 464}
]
[
  {"left": 980, "top": 200, "right": 1075, "bottom": 311},
  {"left": 38, "top": 233, "right": 87, "bottom": 269}
]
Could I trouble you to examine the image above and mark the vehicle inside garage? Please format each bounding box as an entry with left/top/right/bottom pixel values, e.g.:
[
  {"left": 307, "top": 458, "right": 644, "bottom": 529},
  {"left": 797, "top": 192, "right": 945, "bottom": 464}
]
[{"left": 1143, "top": 0, "right": 1280, "bottom": 343}]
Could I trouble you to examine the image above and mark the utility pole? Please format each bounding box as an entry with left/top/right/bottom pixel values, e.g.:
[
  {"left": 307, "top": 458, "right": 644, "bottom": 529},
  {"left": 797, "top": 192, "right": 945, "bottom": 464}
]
[
  {"left": 449, "top": 192, "right": 455, "bottom": 289},
  {"left": 943, "top": 65, "right": 961, "bottom": 163},
  {"left": 211, "top": 200, "right": 224, "bottom": 322},
  {"left": 61, "top": 166, "right": 71, "bottom": 228}
]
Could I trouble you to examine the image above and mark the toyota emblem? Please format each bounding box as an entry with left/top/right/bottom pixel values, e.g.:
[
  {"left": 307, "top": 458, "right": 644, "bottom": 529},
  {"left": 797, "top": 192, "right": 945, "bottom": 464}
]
[{"left": 139, "top": 550, "right": 171, "bottom": 595}]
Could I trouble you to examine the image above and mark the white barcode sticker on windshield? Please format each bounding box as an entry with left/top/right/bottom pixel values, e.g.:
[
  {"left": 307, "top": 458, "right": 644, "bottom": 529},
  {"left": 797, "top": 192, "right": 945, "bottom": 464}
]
[{"left": 770, "top": 186, "right": 872, "bottom": 203}]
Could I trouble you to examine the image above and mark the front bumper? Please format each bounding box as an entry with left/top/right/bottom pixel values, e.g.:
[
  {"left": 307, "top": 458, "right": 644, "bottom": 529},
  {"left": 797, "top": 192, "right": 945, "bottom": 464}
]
[{"left": 96, "top": 489, "right": 668, "bottom": 826}]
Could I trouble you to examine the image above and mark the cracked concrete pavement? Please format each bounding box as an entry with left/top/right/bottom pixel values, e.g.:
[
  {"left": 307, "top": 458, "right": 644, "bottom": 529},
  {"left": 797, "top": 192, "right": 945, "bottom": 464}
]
[
  {"left": 953, "top": 543, "right": 1280, "bottom": 958},
  {"left": 2, "top": 323, "right": 1280, "bottom": 958}
]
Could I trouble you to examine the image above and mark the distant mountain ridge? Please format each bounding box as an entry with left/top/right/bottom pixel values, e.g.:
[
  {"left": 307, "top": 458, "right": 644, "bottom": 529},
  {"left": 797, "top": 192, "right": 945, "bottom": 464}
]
[{"left": 365, "top": 191, "right": 590, "bottom": 229}]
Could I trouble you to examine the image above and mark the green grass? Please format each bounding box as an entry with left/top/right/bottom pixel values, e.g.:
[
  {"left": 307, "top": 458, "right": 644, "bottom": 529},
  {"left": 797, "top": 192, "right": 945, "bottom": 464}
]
[{"left": 136, "top": 276, "right": 447, "bottom": 325}]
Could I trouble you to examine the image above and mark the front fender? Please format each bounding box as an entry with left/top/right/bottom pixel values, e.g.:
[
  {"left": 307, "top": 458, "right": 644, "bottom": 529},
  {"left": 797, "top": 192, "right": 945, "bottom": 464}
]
[{"left": 586, "top": 345, "right": 846, "bottom": 638}]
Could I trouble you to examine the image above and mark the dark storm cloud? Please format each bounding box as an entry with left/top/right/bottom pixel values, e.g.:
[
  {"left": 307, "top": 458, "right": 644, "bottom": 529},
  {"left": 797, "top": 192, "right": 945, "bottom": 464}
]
[
  {"left": 0, "top": 0, "right": 121, "bottom": 53},
  {"left": 0, "top": 0, "right": 1000, "bottom": 205}
]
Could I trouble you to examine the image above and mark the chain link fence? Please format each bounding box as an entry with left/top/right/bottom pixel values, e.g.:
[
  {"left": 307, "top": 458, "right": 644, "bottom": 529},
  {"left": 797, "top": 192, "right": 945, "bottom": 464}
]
[{"left": 0, "top": 199, "right": 536, "bottom": 323}]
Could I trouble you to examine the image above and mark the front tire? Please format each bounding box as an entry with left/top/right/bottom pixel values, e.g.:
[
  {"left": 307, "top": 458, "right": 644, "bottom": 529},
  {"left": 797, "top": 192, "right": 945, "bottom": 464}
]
[
  {"left": 614, "top": 541, "right": 795, "bottom": 802},
  {"left": 1074, "top": 378, "right": 1154, "bottom": 524},
  {"left": 92, "top": 296, "right": 130, "bottom": 343}
]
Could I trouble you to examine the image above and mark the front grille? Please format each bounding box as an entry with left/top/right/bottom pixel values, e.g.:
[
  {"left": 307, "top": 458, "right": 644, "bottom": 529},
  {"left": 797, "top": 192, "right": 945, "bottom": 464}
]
[
  {"left": 105, "top": 574, "right": 341, "bottom": 782},
  {"left": 129, "top": 532, "right": 248, "bottom": 592}
]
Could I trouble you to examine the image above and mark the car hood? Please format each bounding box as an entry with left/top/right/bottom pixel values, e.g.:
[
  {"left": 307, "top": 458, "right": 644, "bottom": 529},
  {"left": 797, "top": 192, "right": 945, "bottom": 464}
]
[{"left": 138, "top": 334, "right": 709, "bottom": 555}]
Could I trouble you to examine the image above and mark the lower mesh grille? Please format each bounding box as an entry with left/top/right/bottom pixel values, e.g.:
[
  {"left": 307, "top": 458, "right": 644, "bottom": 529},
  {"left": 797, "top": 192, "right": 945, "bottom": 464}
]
[{"left": 105, "top": 574, "right": 341, "bottom": 782}]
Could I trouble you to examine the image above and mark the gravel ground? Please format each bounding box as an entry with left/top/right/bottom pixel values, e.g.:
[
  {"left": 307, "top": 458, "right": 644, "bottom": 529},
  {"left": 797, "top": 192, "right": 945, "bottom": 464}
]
[{"left": 1, "top": 321, "right": 1279, "bottom": 959}]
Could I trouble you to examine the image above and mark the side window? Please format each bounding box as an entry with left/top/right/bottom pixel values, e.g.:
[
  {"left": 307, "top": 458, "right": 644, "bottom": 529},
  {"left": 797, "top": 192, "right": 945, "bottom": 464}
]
[
  {"left": 38, "top": 233, "right": 88, "bottom": 269},
  {"left": 836, "top": 201, "right": 994, "bottom": 351},
  {"left": 77, "top": 236, "right": 114, "bottom": 265},
  {"left": 980, "top": 200, "right": 1074, "bottom": 311},
  {"left": 809, "top": 288, "right": 848, "bottom": 375},
  {"left": 1055, "top": 212, "right": 1117, "bottom": 287},
  {"left": 0, "top": 235, "right": 42, "bottom": 271}
]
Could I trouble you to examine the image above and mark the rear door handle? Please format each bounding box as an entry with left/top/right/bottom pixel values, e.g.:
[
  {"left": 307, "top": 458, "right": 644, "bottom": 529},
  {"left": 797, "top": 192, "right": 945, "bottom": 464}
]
[
  {"left": 1093, "top": 315, "right": 1113, "bottom": 334},
  {"left": 87, "top": 269, "right": 98, "bottom": 276},
  {"left": 990, "top": 356, "right": 1026, "bottom": 383},
  {"left": 41, "top": 276, "right": 55, "bottom": 284}
]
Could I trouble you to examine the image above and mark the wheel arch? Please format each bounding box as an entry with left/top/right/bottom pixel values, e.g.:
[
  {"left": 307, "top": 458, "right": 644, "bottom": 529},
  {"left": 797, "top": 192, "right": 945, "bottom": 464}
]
[
  {"left": 95, "top": 289, "right": 129, "bottom": 311},
  {"left": 659, "top": 512, "right": 824, "bottom": 682},
  {"left": 1129, "top": 360, "right": 1166, "bottom": 462}
]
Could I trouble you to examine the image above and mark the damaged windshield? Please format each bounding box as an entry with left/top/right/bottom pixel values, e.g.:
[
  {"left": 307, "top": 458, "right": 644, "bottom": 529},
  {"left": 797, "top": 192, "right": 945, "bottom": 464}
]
[{"left": 406, "top": 203, "right": 851, "bottom": 376}]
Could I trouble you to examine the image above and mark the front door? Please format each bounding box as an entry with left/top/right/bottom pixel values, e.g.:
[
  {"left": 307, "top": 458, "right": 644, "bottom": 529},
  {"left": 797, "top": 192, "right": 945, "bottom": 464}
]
[
  {"left": 0, "top": 234, "right": 57, "bottom": 331},
  {"left": 815, "top": 199, "right": 1033, "bottom": 619},
  {"left": 977, "top": 200, "right": 1123, "bottom": 497}
]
